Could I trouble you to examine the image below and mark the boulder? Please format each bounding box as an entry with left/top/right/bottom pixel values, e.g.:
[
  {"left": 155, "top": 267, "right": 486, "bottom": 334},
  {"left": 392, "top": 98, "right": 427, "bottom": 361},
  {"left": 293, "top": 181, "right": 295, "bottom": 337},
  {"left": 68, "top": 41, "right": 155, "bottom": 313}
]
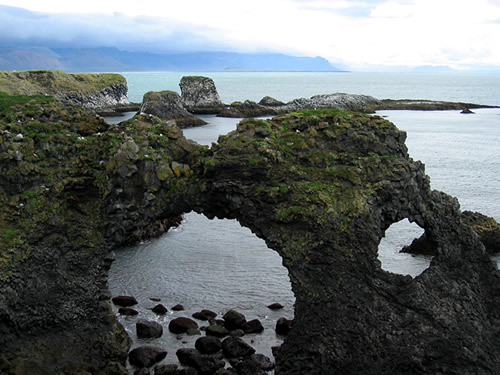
[
  {"left": 205, "top": 324, "right": 230, "bottom": 338},
  {"left": 112, "top": 295, "right": 138, "bottom": 307},
  {"left": 171, "top": 304, "right": 185, "bottom": 311},
  {"left": 250, "top": 354, "right": 275, "bottom": 371},
  {"left": 128, "top": 346, "right": 167, "bottom": 368},
  {"left": 152, "top": 304, "right": 168, "bottom": 315},
  {"left": 223, "top": 310, "right": 246, "bottom": 331},
  {"left": 241, "top": 319, "right": 264, "bottom": 334},
  {"left": 136, "top": 319, "right": 163, "bottom": 339},
  {"left": 192, "top": 309, "right": 217, "bottom": 321},
  {"left": 195, "top": 336, "right": 222, "bottom": 355},
  {"left": 221, "top": 337, "right": 256, "bottom": 358},
  {"left": 168, "top": 317, "right": 199, "bottom": 334},
  {"left": 140, "top": 91, "right": 207, "bottom": 127},
  {"left": 259, "top": 96, "right": 286, "bottom": 107},
  {"left": 179, "top": 76, "right": 225, "bottom": 114},
  {"left": 267, "top": 303, "right": 284, "bottom": 310},
  {"left": 176, "top": 348, "right": 225, "bottom": 374},
  {"left": 118, "top": 307, "right": 139, "bottom": 316},
  {"left": 275, "top": 317, "right": 292, "bottom": 335}
]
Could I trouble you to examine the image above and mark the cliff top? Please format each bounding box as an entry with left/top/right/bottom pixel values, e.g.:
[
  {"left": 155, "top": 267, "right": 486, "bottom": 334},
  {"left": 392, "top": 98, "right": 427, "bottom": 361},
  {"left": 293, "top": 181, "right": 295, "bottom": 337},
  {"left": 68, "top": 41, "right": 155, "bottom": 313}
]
[{"left": 0, "top": 69, "right": 126, "bottom": 96}]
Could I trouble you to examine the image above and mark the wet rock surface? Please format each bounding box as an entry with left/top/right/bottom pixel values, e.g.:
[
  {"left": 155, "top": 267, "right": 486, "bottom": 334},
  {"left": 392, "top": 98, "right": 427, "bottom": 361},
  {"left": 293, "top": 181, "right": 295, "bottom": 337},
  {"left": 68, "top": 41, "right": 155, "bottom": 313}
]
[{"left": 0, "top": 92, "right": 499, "bottom": 374}]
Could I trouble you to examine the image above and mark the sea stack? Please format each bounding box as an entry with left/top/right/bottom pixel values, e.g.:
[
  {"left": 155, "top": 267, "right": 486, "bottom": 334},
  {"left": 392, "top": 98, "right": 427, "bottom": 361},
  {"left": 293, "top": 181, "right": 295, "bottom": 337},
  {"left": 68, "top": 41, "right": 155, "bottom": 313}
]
[{"left": 179, "top": 76, "right": 226, "bottom": 114}]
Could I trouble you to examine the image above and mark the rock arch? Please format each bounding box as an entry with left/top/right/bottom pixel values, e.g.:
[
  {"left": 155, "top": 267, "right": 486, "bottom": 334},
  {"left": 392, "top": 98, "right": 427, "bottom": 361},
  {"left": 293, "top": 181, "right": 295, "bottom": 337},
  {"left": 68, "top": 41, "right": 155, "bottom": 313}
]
[{"left": 1, "top": 102, "right": 499, "bottom": 374}]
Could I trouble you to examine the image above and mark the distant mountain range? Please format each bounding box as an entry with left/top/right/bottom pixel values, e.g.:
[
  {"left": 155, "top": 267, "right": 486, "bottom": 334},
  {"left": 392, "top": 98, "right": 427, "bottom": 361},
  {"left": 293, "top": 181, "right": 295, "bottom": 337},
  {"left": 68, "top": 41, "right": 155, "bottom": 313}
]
[{"left": 0, "top": 46, "right": 342, "bottom": 73}]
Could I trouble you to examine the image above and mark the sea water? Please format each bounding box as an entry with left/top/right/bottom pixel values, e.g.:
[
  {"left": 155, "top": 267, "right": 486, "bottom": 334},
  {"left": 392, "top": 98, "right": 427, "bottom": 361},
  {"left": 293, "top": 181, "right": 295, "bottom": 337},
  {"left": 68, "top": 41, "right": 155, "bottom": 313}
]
[{"left": 107, "top": 72, "right": 500, "bottom": 370}]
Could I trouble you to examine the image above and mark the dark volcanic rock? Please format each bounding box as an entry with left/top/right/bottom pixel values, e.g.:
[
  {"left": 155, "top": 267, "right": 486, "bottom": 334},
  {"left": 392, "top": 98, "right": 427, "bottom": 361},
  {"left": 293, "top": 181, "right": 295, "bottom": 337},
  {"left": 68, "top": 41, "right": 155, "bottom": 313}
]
[
  {"left": 221, "top": 337, "right": 256, "bottom": 358},
  {"left": 171, "top": 304, "right": 185, "bottom": 311},
  {"left": 176, "top": 348, "right": 225, "bottom": 374},
  {"left": 2, "top": 94, "right": 500, "bottom": 374},
  {"left": 168, "top": 317, "right": 199, "bottom": 334},
  {"left": 152, "top": 304, "right": 169, "bottom": 315},
  {"left": 195, "top": 336, "right": 222, "bottom": 354},
  {"left": 234, "top": 358, "right": 267, "bottom": 375},
  {"left": 462, "top": 210, "right": 500, "bottom": 254},
  {"left": 275, "top": 317, "right": 292, "bottom": 336},
  {"left": 250, "top": 353, "right": 274, "bottom": 371},
  {"left": 401, "top": 233, "right": 439, "bottom": 256},
  {"left": 119, "top": 307, "right": 139, "bottom": 316},
  {"left": 179, "top": 76, "right": 225, "bottom": 114},
  {"left": 129, "top": 346, "right": 167, "bottom": 368},
  {"left": 241, "top": 319, "right": 264, "bottom": 334},
  {"left": 205, "top": 324, "right": 230, "bottom": 338},
  {"left": 223, "top": 310, "right": 247, "bottom": 331},
  {"left": 192, "top": 309, "right": 217, "bottom": 321},
  {"left": 267, "top": 303, "right": 284, "bottom": 310},
  {"left": 140, "top": 90, "right": 207, "bottom": 127},
  {"left": 136, "top": 319, "right": 163, "bottom": 339},
  {"left": 112, "top": 295, "right": 138, "bottom": 307}
]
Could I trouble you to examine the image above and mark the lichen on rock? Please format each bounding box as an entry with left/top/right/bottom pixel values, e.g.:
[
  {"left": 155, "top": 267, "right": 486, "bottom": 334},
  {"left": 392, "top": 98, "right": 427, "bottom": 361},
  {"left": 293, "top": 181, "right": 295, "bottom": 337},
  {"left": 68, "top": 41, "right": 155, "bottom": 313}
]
[
  {"left": 179, "top": 76, "right": 226, "bottom": 114},
  {"left": 0, "top": 92, "right": 499, "bottom": 374}
]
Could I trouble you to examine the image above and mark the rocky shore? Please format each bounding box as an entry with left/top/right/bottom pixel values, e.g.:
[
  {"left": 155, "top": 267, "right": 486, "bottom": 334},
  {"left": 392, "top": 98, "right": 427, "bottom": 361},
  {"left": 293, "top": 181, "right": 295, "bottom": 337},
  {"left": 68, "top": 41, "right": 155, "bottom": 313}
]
[
  {"left": 110, "top": 295, "right": 291, "bottom": 374},
  {"left": 1, "top": 74, "right": 500, "bottom": 374},
  {"left": 139, "top": 75, "right": 499, "bottom": 122}
]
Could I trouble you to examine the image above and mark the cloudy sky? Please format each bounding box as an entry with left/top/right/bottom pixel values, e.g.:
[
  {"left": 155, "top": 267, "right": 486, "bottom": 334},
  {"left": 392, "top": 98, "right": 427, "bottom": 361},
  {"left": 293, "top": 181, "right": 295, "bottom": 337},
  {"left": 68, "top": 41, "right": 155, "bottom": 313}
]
[{"left": 1, "top": 0, "right": 500, "bottom": 71}]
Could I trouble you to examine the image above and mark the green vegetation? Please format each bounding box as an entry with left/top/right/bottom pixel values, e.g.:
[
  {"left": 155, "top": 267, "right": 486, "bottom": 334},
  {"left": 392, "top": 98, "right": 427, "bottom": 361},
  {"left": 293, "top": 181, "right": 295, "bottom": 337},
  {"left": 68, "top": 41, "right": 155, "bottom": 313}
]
[{"left": 0, "top": 70, "right": 126, "bottom": 96}]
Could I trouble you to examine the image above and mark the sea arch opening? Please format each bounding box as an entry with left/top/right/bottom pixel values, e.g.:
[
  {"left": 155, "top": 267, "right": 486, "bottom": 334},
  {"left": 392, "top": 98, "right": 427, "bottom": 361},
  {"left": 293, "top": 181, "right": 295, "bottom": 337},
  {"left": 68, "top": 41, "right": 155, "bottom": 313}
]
[
  {"left": 108, "top": 210, "right": 295, "bottom": 368},
  {"left": 377, "top": 218, "right": 433, "bottom": 278}
]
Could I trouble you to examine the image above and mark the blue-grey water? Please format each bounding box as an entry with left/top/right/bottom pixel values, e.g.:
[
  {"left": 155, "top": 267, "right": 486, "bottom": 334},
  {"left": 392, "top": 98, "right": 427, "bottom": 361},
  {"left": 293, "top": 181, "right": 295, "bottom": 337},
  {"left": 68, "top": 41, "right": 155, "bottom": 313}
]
[{"left": 108, "top": 72, "right": 500, "bottom": 371}]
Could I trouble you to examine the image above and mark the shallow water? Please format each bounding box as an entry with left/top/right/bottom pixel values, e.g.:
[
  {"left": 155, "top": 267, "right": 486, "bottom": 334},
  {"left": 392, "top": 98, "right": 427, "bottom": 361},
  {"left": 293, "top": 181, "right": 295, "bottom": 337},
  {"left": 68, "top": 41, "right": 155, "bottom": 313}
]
[{"left": 109, "top": 212, "right": 295, "bottom": 370}]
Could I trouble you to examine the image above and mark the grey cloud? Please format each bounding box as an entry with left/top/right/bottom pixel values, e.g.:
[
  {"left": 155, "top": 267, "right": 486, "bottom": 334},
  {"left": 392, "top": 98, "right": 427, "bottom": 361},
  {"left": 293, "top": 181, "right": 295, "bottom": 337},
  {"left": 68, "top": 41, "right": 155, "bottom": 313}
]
[{"left": 0, "top": 5, "right": 231, "bottom": 53}]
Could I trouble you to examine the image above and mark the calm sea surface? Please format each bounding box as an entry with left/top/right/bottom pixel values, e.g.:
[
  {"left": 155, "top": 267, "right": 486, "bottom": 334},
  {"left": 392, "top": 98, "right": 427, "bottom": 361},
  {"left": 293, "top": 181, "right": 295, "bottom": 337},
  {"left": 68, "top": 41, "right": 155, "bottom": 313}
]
[{"left": 108, "top": 72, "right": 500, "bottom": 370}]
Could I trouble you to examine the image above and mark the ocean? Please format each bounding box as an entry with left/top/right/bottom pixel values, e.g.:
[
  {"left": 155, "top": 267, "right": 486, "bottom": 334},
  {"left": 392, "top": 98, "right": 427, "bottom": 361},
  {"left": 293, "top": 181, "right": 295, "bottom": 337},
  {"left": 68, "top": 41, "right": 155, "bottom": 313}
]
[{"left": 107, "top": 72, "right": 500, "bottom": 370}]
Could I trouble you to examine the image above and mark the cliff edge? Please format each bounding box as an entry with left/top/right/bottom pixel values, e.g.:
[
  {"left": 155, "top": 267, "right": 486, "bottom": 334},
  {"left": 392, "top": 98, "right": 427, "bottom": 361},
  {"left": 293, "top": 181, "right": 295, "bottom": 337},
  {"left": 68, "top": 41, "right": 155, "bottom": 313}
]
[{"left": 0, "top": 70, "right": 131, "bottom": 112}]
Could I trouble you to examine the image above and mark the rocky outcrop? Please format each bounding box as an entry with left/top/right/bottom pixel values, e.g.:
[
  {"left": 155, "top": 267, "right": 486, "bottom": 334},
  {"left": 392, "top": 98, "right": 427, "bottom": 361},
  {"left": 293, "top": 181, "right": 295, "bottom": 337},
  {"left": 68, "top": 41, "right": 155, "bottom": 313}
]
[
  {"left": 140, "top": 90, "right": 207, "bottom": 127},
  {"left": 180, "top": 76, "right": 225, "bottom": 114},
  {"left": 1, "top": 93, "right": 499, "bottom": 374},
  {"left": 403, "top": 210, "right": 500, "bottom": 256},
  {"left": 0, "top": 69, "right": 131, "bottom": 112},
  {"left": 218, "top": 93, "right": 382, "bottom": 118}
]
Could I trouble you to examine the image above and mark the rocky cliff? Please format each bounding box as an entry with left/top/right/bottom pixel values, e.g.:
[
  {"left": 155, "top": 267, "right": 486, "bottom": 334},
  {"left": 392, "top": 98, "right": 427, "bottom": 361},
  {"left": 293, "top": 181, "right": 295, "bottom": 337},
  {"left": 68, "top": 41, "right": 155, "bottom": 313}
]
[
  {"left": 0, "top": 70, "right": 131, "bottom": 112},
  {"left": 0, "top": 94, "right": 499, "bottom": 374}
]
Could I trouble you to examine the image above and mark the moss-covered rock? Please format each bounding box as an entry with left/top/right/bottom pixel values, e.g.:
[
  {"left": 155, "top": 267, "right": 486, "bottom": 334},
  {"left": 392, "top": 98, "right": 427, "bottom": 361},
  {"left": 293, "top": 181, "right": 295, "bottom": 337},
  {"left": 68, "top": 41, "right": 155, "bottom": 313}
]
[
  {"left": 0, "top": 95, "right": 499, "bottom": 374},
  {"left": 0, "top": 70, "right": 130, "bottom": 111}
]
